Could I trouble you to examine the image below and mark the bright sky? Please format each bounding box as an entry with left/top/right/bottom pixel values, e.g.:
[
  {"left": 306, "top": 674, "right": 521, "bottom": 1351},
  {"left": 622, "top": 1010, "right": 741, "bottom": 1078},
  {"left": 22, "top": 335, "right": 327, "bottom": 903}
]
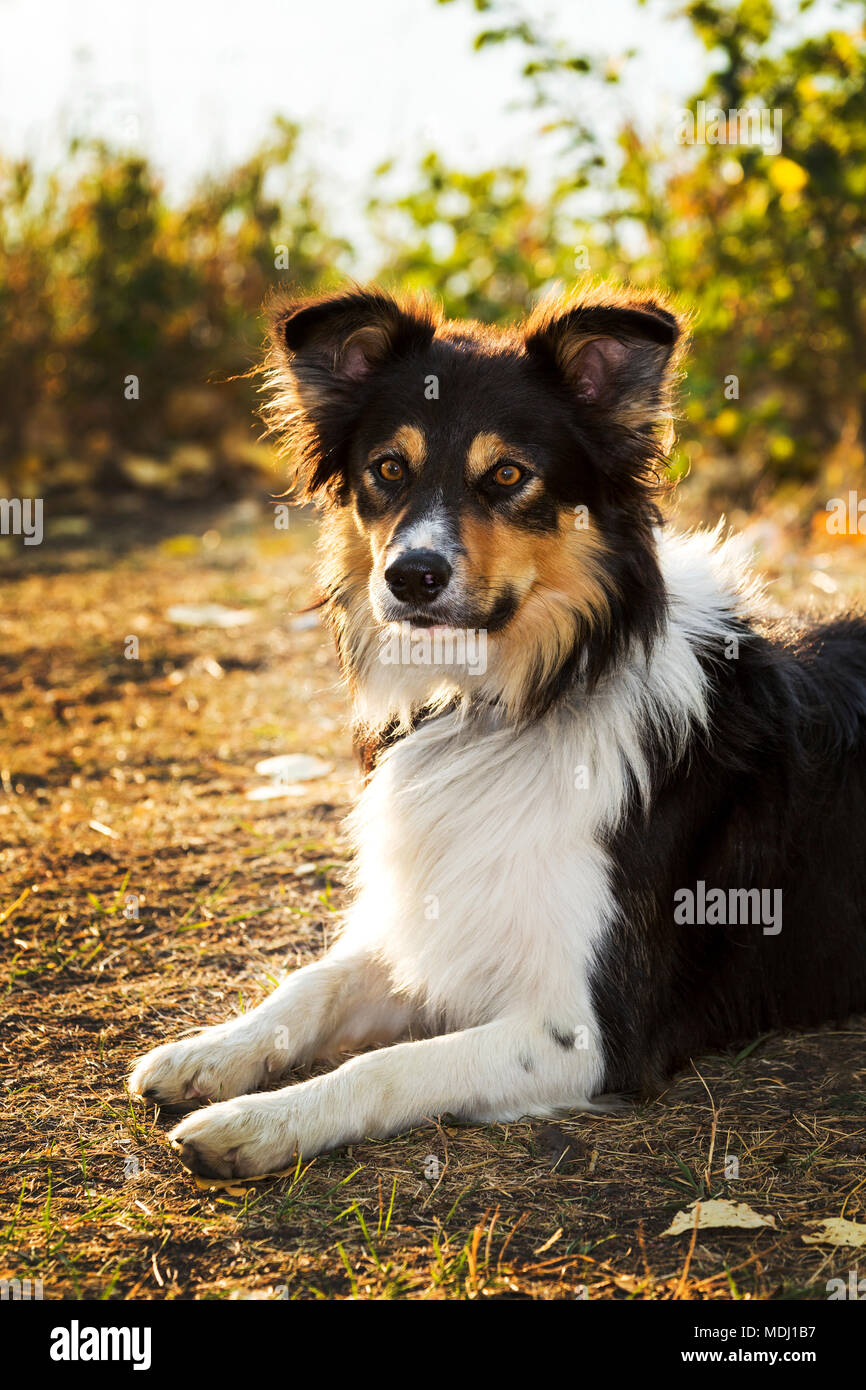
[{"left": 0, "top": 0, "right": 847, "bottom": 268}]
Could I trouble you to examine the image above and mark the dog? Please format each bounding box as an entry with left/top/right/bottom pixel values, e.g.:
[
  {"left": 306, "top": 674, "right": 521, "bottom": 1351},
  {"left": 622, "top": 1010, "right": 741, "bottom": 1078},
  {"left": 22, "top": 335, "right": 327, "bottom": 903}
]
[{"left": 129, "top": 283, "right": 866, "bottom": 1178}]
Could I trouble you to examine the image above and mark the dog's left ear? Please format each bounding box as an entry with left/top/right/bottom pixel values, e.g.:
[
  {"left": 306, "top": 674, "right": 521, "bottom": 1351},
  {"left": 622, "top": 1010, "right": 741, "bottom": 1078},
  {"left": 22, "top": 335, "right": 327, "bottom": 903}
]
[{"left": 523, "top": 291, "right": 683, "bottom": 448}]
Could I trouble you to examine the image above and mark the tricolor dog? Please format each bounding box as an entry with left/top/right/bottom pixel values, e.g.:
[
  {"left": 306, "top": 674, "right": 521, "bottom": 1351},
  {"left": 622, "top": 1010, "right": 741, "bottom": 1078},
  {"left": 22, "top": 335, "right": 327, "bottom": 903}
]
[{"left": 129, "top": 284, "right": 866, "bottom": 1177}]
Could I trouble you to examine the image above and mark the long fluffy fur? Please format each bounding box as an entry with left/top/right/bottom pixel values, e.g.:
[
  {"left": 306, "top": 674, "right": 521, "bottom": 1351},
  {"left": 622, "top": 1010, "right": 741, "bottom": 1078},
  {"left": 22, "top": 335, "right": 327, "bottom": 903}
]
[{"left": 127, "top": 285, "right": 866, "bottom": 1178}]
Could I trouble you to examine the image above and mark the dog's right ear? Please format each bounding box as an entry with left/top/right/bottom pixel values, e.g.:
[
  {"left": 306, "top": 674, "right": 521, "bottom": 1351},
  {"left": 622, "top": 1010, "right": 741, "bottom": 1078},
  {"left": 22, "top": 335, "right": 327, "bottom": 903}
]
[{"left": 264, "top": 287, "right": 438, "bottom": 500}]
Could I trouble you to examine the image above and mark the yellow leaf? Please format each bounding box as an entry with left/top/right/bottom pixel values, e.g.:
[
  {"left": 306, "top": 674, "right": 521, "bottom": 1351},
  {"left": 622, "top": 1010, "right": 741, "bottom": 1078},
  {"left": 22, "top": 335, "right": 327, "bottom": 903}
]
[
  {"left": 662, "top": 1200, "right": 775, "bottom": 1235},
  {"left": 159, "top": 534, "right": 200, "bottom": 556},
  {"left": 802, "top": 1218, "right": 866, "bottom": 1248},
  {"left": 192, "top": 1164, "right": 302, "bottom": 1192}
]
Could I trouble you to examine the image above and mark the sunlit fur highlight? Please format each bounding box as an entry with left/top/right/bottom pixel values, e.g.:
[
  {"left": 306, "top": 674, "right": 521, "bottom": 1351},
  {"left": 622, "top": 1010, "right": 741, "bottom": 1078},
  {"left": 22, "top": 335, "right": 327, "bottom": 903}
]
[
  {"left": 524, "top": 280, "right": 688, "bottom": 454},
  {"left": 259, "top": 286, "right": 440, "bottom": 500}
]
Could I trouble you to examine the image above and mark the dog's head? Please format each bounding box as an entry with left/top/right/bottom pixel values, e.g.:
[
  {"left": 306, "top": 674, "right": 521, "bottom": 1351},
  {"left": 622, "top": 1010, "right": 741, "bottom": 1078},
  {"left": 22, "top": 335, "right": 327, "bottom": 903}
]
[{"left": 263, "top": 283, "right": 683, "bottom": 725}]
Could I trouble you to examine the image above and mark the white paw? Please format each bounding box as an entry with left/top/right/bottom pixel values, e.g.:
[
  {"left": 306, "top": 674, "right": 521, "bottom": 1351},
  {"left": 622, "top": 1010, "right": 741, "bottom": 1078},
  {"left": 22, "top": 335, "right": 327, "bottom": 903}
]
[
  {"left": 169, "top": 1084, "right": 331, "bottom": 1177},
  {"left": 128, "top": 1021, "right": 284, "bottom": 1109}
]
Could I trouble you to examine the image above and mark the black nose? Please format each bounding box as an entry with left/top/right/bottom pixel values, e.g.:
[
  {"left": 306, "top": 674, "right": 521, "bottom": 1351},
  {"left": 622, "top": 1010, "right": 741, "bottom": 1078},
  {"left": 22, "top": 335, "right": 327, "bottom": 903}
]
[{"left": 385, "top": 549, "right": 452, "bottom": 604}]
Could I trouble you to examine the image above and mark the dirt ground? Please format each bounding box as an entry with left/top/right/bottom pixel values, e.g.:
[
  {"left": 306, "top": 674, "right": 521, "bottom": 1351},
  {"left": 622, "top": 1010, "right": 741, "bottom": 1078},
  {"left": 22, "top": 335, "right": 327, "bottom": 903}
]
[{"left": 2, "top": 493, "right": 865, "bottom": 1301}]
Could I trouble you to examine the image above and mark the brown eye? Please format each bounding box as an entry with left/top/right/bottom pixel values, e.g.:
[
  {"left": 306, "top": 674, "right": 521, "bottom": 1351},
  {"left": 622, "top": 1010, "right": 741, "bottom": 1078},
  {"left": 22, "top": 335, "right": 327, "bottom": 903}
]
[
  {"left": 492, "top": 462, "right": 523, "bottom": 487},
  {"left": 377, "top": 457, "right": 405, "bottom": 482}
]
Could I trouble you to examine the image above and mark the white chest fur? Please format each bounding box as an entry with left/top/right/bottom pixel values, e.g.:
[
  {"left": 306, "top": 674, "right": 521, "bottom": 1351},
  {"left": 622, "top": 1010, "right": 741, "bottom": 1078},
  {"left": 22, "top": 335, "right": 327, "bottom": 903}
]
[
  {"left": 342, "top": 702, "right": 630, "bottom": 1088},
  {"left": 340, "top": 529, "right": 748, "bottom": 1061}
]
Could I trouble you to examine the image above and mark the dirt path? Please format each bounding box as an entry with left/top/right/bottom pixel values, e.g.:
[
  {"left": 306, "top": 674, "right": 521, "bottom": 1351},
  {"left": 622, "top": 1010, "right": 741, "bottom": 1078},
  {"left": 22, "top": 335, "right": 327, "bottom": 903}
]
[{"left": 2, "top": 501, "right": 864, "bottom": 1299}]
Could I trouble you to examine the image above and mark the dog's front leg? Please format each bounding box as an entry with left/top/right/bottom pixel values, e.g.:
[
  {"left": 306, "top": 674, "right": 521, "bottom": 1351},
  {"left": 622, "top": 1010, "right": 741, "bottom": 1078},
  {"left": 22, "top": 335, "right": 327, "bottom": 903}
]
[
  {"left": 128, "top": 950, "right": 415, "bottom": 1108},
  {"left": 169, "top": 1016, "right": 604, "bottom": 1176}
]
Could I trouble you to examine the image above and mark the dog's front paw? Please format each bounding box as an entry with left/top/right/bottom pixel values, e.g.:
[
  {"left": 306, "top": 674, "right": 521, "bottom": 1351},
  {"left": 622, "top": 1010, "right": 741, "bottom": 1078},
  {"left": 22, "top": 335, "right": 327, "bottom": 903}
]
[
  {"left": 168, "top": 1087, "right": 320, "bottom": 1177},
  {"left": 128, "top": 1022, "right": 281, "bottom": 1109}
]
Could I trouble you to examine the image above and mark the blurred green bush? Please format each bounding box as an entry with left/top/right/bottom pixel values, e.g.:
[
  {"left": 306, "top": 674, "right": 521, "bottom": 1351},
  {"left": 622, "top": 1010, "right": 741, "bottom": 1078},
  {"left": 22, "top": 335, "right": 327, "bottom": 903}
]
[
  {"left": 423, "top": 0, "right": 866, "bottom": 511},
  {"left": 0, "top": 119, "right": 348, "bottom": 507},
  {"left": 1, "top": 2, "right": 864, "bottom": 515}
]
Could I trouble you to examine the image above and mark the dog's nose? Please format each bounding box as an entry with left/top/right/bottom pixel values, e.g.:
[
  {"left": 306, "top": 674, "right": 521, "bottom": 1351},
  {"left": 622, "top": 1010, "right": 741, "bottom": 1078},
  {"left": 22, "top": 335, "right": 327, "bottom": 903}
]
[{"left": 385, "top": 549, "right": 452, "bottom": 604}]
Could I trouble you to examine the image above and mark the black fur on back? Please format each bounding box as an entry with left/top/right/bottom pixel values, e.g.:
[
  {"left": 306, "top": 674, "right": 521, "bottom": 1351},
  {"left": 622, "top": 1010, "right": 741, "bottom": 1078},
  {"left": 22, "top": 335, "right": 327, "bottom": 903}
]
[{"left": 593, "top": 614, "right": 866, "bottom": 1094}]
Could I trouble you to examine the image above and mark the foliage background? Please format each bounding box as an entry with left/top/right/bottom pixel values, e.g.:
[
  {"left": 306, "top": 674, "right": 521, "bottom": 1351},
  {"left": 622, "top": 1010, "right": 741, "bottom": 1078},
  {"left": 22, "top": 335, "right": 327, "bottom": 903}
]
[{"left": 1, "top": 0, "right": 864, "bottom": 518}]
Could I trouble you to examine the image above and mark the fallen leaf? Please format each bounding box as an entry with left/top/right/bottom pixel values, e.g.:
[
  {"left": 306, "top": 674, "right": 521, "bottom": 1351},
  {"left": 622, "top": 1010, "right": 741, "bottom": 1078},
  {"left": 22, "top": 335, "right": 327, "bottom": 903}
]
[
  {"left": 253, "top": 754, "right": 333, "bottom": 781},
  {"left": 802, "top": 1218, "right": 866, "bottom": 1248},
  {"left": 245, "top": 783, "right": 308, "bottom": 801},
  {"left": 122, "top": 455, "right": 173, "bottom": 490},
  {"left": 159, "top": 534, "right": 200, "bottom": 556},
  {"left": 193, "top": 1165, "right": 301, "bottom": 1192},
  {"left": 88, "top": 819, "right": 119, "bottom": 839},
  {"left": 166, "top": 603, "right": 254, "bottom": 628},
  {"left": 662, "top": 1200, "right": 775, "bottom": 1236},
  {"left": 809, "top": 569, "right": 838, "bottom": 594}
]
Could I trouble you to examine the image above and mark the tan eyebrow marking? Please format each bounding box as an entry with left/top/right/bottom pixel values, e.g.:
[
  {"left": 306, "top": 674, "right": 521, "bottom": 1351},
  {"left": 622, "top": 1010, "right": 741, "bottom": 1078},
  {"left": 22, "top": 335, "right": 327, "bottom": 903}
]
[
  {"left": 465, "top": 431, "right": 532, "bottom": 482},
  {"left": 369, "top": 423, "right": 427, "bottom": 475}
]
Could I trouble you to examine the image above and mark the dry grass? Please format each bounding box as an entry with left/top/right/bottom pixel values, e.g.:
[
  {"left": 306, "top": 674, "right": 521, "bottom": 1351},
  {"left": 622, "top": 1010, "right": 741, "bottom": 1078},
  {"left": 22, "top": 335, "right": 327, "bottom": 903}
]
[{"left": 1, "top": 497, "right": 865, "bottom": 1301}]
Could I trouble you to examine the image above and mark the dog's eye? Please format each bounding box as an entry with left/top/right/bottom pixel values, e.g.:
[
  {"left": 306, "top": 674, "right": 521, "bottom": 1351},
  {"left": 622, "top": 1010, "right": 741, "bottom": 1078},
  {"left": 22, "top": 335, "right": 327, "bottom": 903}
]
[
  {"left": 375, "top": 455, "right": 408, "bottom": 483},
  {"left": 492, "top": 462, "right": 524, "bottom": 487},
  {"left": 375, "top": 457, "right": 405, "bottom": 483}
]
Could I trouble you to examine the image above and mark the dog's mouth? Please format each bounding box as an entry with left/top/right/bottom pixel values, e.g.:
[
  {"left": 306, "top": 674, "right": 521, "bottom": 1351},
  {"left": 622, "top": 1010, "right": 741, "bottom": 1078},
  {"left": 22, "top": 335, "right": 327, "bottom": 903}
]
[
  {"left": 400, "top": 615, "right": 459, "bottom": 633},
  {"left": 377, "top": 587, "right": 520, "bottom": 636}
]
